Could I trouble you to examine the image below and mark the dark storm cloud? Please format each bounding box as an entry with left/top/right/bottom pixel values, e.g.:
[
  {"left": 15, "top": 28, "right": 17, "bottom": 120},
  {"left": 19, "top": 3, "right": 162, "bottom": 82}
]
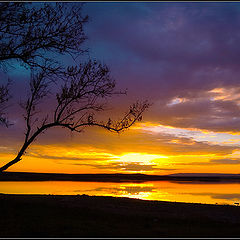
[{"left": 83, "top": 2, "right": 240, "bottom": 132}]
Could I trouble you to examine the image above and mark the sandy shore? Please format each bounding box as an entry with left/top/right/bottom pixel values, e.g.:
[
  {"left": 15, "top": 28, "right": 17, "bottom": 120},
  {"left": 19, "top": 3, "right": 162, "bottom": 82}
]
[{"left": 1, "top": 194, "right": 240, "bottom": 237}]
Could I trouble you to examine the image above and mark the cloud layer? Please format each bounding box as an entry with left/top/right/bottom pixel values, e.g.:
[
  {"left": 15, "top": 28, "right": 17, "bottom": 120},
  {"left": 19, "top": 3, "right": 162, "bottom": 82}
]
[
  {"left": 2, "top": 3, "right": 240, "bottom": 174},
  {"left": 84, "top": 2, "right": 240, "bottom": 133}
]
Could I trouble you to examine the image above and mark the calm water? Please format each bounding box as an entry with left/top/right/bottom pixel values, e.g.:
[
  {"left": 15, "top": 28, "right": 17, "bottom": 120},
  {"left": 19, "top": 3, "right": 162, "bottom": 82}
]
[{"left": 1, "top": 180, "right": 240, "bottom": 205}]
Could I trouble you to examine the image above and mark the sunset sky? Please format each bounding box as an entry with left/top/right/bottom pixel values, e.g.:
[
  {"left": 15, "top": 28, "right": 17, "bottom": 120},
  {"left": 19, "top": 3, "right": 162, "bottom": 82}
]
[{"left": 2, "top": 2, "right": 240, "bottom": 175}]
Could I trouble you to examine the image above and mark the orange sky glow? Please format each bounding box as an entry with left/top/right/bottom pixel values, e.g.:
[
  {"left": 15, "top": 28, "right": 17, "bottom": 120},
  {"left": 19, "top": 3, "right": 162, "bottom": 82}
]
[{"left": 2, "top": 121, "right": 240, "bottom": 174}]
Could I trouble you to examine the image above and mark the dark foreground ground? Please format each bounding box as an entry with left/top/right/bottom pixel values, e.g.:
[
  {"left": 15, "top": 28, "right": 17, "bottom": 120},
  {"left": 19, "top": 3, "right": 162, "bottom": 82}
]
[{"left": 1, "top": 194, "right": 240, "bottom": 238}]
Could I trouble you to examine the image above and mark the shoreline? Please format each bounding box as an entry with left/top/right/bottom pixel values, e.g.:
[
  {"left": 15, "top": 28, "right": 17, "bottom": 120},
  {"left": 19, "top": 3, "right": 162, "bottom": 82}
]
[
  {"left": 1, "top": 193, "right": 240, "bottom": 237},
  {"left": 0, "top": 192, "right": 236, "bottom": 207}
]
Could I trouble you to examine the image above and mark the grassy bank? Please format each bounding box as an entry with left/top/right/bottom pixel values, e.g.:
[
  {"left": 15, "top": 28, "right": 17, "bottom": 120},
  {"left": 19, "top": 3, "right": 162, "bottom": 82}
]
[{"left": 1, "top": 194, "right": 240, "bottom": 237}]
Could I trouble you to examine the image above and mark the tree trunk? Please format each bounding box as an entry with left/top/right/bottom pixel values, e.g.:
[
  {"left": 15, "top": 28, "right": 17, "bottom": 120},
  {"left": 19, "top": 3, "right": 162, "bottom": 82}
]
[
  {"left": 0, "top": 156, "right": 22, "bottom": 172},
  {"left": 0, "top": 141, "right": 30, "bottom": 172},
  {"left": 0, "top": 123, "right": 56, "bottom": 172}
]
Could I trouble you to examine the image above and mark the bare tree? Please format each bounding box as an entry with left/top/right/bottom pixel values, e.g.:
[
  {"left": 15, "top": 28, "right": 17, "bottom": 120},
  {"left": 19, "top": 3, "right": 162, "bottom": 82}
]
[
  {"left": 0, "top": 81, "right": 10, "bottom": 126},
  {"left": 0, "top": 3, "right": 150, "bottom": 172},
  {"left": 0, "top": 60, "right": 149, "bottom": 172},
  {"left": 0, "top": 2, "right": 88, "bottom": 74},
  {"left": 0, "top": 2, "right": 88, "bottom": 126}
]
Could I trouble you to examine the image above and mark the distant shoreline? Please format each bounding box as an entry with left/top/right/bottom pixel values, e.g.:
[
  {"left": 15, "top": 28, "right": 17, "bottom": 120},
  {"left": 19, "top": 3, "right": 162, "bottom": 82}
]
[{"left": 1, "top": 171, "right": 240, "bottom": 182}]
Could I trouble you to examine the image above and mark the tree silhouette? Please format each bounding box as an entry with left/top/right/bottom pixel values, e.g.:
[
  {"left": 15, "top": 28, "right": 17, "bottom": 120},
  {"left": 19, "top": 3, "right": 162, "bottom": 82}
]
[
  {"left": 0, "top": 2, "right": 88, "bottom": 75},
  {"left": 0, "top": 2, "right": 87, "bottom": 126},
  {"left": 0, "top": 81, "right": 10, "bottom": 126},
  {"left": 0, "top": 3, "right": 150, "bottom": 172}
]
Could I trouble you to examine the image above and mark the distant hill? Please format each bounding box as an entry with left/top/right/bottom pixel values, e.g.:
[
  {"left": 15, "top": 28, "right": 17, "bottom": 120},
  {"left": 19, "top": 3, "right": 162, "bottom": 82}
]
[
  {"left": 1, "top": 172, "right": 240, "bottom": 182},
  {"left": 169, "top": 173, "right": 240, "bottom": 178},
  {"left": 0, "top": 172, "right": 167, "bottom": 182}
]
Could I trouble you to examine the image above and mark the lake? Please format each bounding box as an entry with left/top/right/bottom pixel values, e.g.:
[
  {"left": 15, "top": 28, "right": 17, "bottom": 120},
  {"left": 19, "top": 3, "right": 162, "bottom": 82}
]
[{"left": 1, "top": 180, "right": 240, "bottom": 205}]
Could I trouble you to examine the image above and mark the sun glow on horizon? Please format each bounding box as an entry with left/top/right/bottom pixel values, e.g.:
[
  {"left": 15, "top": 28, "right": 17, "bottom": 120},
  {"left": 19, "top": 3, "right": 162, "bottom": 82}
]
[
  {"left": 117, "top": 152, "right": 168, "bottom": 164},
  {"left": 2, "top": 121, "right": 240, "bottom": 174}
]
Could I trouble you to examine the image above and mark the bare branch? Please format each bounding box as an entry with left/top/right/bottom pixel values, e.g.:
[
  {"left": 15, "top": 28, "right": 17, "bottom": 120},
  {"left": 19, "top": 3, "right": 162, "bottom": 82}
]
[
  {"left": 0, "top": 2, "right": 88, "bottom": 77},
  {"left": 0, "top": 4, "right": 150, "bottom": 172},
  {"left": 54, "top": 60, "right": 117, "bottom": 124},
  {"left": 0, "top": 2, "right": 89, "bottom": 128},
  {"left": 18, "top": 71, "right": 51, "bottom": 143},
  {"left": 57, "top": 100, "right": 150, "bottom": 133},
  {"left": 0, "top": 59, "right": 150, "bottom": 172},
  {"left": 0, "top": 80, "right": 11, "bottom": 127}
]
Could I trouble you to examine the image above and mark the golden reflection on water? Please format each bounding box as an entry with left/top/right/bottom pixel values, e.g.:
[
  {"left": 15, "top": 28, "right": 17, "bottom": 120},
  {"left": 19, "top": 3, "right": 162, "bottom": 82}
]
[{"left": 1, "top": 181, "right": 240, "bottom": 205}]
